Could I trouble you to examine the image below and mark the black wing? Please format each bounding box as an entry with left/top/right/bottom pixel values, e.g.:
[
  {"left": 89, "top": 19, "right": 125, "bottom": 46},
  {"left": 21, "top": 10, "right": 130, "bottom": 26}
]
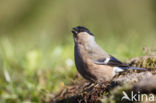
[{"left": 94, "top": 56, "right": 129, "bottom": 67}]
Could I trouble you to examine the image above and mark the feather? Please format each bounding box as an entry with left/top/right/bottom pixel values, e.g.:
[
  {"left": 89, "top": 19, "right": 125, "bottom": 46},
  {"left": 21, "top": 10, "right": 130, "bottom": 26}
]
[{"left": 94, "top": 56, "right": 128, "bottom": 67}]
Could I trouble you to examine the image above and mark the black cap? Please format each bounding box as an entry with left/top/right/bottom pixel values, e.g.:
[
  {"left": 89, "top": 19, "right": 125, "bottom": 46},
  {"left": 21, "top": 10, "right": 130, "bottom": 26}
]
[{"left": 72, "top": 26, "right": 94, "bottom": 36}]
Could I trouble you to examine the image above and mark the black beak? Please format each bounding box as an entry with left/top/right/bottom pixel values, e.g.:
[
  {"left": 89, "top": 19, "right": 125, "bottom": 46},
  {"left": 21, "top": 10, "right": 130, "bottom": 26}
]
[
  {"left": 72, "top": 27, "right": 78, "bottom": 35},
  {"left": 72, "top": 30, "right": 77, "bottom": 35}
]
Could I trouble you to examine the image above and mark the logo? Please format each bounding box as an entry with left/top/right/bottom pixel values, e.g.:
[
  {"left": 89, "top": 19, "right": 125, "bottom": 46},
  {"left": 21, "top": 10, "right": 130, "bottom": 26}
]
[{"left": 121, "top": 91, "right": 155, "bottom": 102}]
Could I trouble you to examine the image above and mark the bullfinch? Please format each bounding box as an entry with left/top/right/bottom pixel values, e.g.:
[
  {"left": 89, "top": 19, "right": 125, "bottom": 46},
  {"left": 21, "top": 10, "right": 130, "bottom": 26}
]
[{"left": 72, "top": 26, "right": 146, "bottom": 83}]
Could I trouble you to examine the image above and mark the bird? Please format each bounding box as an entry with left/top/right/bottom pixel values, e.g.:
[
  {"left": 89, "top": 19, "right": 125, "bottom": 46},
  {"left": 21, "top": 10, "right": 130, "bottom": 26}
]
[{"left": 72, "top": 26, "right": 146, "bottom": 83}]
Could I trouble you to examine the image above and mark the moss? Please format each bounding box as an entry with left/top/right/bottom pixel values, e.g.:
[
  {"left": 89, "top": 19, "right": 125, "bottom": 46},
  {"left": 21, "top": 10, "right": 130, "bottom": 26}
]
[
  {"left": 130, "top": 56, "right": 156, "bottom": 70},
  {"left": 101, "top": 84, "right": 132, "bottom": 103}
]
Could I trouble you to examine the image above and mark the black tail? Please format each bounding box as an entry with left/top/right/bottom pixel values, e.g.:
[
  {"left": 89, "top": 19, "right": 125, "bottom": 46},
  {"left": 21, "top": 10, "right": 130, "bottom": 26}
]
[{"left": 121, "top": 67, "right": 147, "bottom": 71}]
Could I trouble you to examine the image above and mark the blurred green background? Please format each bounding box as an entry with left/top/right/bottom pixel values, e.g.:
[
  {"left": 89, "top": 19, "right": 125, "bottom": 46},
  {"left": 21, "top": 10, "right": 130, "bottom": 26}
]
[{"left": 0, "top": 0, "right": 156, "bottom": 102}]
